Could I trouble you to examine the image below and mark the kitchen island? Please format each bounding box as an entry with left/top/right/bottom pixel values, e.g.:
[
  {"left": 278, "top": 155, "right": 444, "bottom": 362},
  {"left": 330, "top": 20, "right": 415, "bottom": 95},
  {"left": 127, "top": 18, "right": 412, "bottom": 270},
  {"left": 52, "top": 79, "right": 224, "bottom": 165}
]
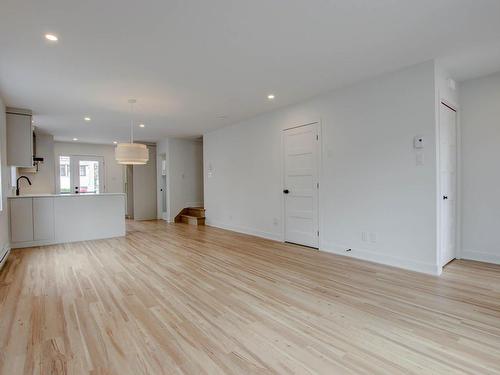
[{"left": 8, "top": 193, "right": 126, "bottom": 248}]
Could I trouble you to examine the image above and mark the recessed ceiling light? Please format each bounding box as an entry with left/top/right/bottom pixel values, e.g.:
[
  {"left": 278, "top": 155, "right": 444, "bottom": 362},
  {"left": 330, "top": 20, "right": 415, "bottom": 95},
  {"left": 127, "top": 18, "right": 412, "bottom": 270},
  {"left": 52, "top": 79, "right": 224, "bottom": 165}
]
[
  {"left": 84, "top": 117, "right": 91, "bottom": 122},
  {"left": 139, "top": 123, "right": 145, "bottom": 128},
  {"left": 72, "top": 138, "right": 78, "bottom": 141},
  {"left": 267, "top": 94, "right": 275, "bottom": 100},
  {"left": 45, "top": 34, "right": 58, "bottom": 42},
  {"left": 113, "top": 141, "right": 118, "bottom": 144}
]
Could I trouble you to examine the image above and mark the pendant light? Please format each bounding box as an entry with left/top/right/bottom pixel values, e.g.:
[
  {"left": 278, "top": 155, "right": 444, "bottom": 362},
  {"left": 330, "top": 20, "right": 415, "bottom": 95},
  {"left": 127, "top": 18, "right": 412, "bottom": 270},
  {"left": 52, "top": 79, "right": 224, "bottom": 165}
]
[{"left": 115, "top": 99, "right": 149, "bottom": 165}]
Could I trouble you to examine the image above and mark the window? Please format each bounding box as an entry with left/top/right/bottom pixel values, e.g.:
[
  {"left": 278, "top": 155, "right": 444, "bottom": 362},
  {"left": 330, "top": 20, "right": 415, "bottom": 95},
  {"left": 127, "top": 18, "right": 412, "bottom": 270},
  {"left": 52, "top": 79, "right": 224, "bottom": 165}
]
[
  {"left": 79, "top": 165, "right": 87, "bottom": 176},
  {"left": 60, "top": 164, "right": 68, "bottom": 177},
  {"left": 59, "top": 156, "right": 71, "bottom": 193}
]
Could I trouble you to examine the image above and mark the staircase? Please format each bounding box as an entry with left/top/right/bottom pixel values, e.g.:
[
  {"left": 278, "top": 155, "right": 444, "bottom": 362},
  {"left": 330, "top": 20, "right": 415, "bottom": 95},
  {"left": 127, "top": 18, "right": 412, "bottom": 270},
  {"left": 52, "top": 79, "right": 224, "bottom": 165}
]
[{"left": 175, "top": 207, "right": 205, "bottom": 226}]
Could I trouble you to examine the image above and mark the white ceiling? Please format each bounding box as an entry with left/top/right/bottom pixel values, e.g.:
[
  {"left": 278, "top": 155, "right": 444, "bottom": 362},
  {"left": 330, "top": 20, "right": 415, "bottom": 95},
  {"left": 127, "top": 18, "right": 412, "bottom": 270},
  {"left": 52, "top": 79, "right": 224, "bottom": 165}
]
[{"left": 1, "top": 0, "right": 500, "bottom": 144}]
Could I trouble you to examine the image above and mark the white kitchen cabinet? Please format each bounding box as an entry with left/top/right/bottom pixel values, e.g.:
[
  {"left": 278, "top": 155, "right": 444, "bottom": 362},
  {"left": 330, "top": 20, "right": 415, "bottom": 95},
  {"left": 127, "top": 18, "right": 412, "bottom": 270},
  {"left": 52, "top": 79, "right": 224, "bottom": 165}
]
[
  {"left": 9, "top": 197, "right": 55, "bottom": 245},
  {"left": 6, "top": 107, "right": 33, "bottom": 167},
  {"left": 33, "top": 197, "right": 55, "bottom": 241},
  {"left": 8, "top": 194, "right": 125, "bottom": 249},
  {"left": 10, "top": 198, "right": 34, "bottom": 243}
]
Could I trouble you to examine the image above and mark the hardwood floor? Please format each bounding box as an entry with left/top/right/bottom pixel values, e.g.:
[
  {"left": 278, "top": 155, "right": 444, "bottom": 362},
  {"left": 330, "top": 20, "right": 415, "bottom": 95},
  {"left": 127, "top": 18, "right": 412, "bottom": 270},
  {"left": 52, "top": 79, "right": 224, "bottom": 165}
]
[{"left": 1, "top": 220, "right": 500, "bottom": 374}]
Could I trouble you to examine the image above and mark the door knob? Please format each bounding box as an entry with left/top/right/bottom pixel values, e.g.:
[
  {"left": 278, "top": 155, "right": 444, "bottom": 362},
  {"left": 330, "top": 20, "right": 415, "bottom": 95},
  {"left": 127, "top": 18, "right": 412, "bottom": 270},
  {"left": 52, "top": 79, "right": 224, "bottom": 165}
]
[
  {"left": 443, "top": 195, "right": 448, "bottom": 200},
  {"left": 283, "top": 189, "right": 289, "bottom": 194}
]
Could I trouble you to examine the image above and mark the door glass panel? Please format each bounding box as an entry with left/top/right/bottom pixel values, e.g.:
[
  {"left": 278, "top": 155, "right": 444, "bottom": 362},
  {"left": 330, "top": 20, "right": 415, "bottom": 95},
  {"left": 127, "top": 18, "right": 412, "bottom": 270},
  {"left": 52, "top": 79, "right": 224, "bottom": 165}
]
[
  {"left": 78, "top": 160, "right": 100, "bottom": 193},
  {"left": 59, "top": 156, "right": 71, "bottom": 194}
]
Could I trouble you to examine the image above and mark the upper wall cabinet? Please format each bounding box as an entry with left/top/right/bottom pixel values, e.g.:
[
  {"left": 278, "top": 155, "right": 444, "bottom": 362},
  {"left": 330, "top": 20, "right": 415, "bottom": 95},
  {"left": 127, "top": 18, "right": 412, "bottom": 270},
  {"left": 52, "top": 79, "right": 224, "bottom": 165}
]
[{"left": 6, "top": 107, "right": 33, "bottom": 167}]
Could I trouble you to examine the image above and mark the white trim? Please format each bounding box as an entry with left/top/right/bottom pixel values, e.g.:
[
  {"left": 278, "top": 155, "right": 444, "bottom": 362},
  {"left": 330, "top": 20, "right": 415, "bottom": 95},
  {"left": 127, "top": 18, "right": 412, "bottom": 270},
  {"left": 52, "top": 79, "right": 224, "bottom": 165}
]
[
  {"left": 206, "top": 220, "right": 283, "bottom": 242},
  {"left": 10, "top": 240, "right": 56, "bottom": 249},
  {"left": 0, "top": 244, "right": 11, "bottom": 271},
  {"left": 204, "top": 222, "right": 441, "bottom": 275},
  {"left": 461, "top": 250, "right": 500, "bottom": 265},
  {"left": 321, "top": 241, "right": 442, "bottom": 275},
  {"left": 455, "top": 107, "right": 463, "bottom": 260}
]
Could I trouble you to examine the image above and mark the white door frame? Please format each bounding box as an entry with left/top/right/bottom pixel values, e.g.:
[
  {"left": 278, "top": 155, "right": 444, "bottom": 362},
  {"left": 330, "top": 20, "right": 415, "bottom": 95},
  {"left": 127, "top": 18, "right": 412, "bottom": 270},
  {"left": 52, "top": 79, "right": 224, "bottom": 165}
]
[
  {"left": 281, "top": 120, "right": 322, "bottom": 248},
  {"left": 436, "top": 98, "right": 461, "bottom": 270}
]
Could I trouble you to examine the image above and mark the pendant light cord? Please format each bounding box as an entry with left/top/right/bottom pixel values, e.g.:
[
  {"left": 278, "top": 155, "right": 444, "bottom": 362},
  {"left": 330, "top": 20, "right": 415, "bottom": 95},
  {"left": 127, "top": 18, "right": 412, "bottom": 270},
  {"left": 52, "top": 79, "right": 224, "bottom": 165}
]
[{"left": 130, "top": 101, "right": 134, "bottom": 143}]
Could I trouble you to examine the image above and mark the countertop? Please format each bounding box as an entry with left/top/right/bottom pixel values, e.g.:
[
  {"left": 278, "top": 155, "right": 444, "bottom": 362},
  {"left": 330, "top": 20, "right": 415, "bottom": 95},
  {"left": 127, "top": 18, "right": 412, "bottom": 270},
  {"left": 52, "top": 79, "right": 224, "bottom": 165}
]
[{"left": 8, "top": 193, "right": 126, "bottom": 199}]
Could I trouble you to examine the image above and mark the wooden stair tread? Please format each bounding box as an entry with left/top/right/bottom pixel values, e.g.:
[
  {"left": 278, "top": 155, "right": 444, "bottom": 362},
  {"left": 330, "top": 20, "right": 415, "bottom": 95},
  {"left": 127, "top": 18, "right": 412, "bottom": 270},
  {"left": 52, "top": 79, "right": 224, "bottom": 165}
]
[{"left": 175, "top": 207, "right": 206, "bottom": 226}]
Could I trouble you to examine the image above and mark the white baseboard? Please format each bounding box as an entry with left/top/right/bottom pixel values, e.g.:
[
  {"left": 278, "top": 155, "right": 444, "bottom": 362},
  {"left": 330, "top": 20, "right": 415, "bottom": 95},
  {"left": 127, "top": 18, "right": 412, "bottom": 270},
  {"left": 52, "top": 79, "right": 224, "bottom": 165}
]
[
  {"left": 320, "top": 242, "right": 441, "bottom": 275},
  {"left": 205, "top": 222, "right": 440, "bottom": 275},
  {"left": 461, "top": 249, "right": 500, "bottom": 265},
  {"left": 206, "top": 220, "right": 283, "bottom": 242},
  {"left": 0, "top": 244, "right": 11, "bottom": 271}
]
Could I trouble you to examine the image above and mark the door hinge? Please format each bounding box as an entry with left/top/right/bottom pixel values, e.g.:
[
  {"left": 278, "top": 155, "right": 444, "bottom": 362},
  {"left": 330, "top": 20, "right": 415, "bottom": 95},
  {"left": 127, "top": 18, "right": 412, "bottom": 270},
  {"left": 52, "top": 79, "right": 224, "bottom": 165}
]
[
  {"left": 316, "top": 134, "right": 319, "bottom": 141},
  {"left": 316, "top": 182, "right": 319, "bottom": 189},
  {"left": 317, "top": 230, "right": 320, "bottom": 237}
]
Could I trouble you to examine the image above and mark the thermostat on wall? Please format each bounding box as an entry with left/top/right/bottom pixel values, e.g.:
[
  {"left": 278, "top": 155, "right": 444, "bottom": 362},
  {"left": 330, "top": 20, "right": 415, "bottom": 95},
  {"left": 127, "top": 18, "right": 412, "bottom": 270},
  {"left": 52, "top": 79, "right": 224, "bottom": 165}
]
[{"left": 414, "top": 135, "right": 424, "bottom": 149}]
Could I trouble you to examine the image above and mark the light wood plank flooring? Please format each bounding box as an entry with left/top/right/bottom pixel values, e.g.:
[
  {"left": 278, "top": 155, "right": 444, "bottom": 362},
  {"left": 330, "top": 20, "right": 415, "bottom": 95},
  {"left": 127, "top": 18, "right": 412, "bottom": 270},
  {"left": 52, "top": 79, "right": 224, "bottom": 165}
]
[{"left": 1, "top": 220, "right": 500, "bottom": 374}]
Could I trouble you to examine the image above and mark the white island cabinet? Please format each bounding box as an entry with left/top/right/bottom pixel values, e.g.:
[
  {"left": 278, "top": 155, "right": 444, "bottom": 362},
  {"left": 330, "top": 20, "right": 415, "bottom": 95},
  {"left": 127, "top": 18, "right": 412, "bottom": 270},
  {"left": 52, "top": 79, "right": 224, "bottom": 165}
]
[
  {"left": 10, "top": 198, "right": 36, "bottom": 243},
  {"left": 9, "top": 193, "right": 125, "bottom": 248}
]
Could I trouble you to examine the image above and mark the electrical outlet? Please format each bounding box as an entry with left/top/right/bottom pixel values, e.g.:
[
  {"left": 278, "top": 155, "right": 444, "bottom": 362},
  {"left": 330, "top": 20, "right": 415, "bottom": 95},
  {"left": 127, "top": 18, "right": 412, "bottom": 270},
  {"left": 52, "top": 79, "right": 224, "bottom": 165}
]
[
  {"left": 370, "top": 232, "right": 377, "bottom": 243},
  {"left": 361, "top": 232, "right": 368, "bottom": 242},
  {"left": 416, "top": 152, "right": 424, "bottom": 166}
]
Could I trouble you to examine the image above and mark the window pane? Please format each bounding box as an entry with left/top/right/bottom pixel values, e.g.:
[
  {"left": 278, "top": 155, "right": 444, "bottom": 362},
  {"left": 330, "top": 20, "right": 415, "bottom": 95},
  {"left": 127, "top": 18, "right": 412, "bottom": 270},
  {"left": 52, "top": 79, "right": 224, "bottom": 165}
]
[
  {"left": 79, "top": 160, "right": 99, "bottom": 193},
  {"left": 59, "top": 156, "right": 71, "bottom": 193}
]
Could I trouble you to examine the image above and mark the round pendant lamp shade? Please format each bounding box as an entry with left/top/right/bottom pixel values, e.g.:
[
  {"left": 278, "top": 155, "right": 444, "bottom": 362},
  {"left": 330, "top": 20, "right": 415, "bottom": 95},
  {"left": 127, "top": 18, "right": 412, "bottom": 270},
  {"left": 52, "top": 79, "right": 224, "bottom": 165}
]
[
  {"left": 115, "top": 98, "right": 149, "bottom": 165},
  {"left": 115, "top": 142, "right": 149, "bottom": 165}
]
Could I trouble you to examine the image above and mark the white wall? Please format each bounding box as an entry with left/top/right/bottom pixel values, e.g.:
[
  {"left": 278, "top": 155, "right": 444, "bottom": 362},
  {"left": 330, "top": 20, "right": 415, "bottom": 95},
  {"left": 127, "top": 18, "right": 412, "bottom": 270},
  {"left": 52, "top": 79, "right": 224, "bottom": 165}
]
[
  {"left": 0, "top": 97, "right": 10, "bottom": 256},
  {"left": 460, "top": 71, "right": 500, "bottom": 264},
  {"left": 17, "top": 130, "right": 56, "bottom": 194},
  {"left": 132, "top": 145, "right": 157, "bottom": 220},
  {"left": 54, "top": 142, "right": 124, "bottom": 193},
  {"left": 156, "top": 138, "right": 204, "bottom": 221},
  {"left": 204, "top": 61, "right": 441, "bottom": 274}
]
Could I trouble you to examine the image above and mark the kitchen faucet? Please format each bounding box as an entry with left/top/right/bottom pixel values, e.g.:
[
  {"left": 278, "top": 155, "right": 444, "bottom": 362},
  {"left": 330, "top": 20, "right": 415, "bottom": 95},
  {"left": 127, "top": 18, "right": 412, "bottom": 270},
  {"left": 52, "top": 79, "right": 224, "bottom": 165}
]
[{"left": 16, "top": 176, "right": 32, "bottom": 196}]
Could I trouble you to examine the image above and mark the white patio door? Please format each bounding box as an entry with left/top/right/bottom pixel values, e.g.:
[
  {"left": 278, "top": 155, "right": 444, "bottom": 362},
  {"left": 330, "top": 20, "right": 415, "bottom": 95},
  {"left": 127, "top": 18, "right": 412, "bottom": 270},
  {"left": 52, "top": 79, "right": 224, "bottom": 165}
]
[
  {"left": 58, "top": 155, "right": 104, "bottom": 194},
  {"left": 283, "top": 123, "right": 320, "bottom": 248},
  {"left": 72, "top": 156, "right": 104, "bottom": 194}
]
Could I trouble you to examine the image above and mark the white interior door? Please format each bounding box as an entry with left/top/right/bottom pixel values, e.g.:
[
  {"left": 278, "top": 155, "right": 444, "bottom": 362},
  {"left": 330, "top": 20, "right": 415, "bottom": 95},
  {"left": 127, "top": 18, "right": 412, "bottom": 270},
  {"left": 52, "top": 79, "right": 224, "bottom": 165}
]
[
  {"left": 71, "top": 156, "right": 104, "bottom": 194},
  {"left": 439, "top": 102, "right": 458, "bottom": 266},
  {"left": 283, "top": 123, "right": 319, "bottom": 248}
]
